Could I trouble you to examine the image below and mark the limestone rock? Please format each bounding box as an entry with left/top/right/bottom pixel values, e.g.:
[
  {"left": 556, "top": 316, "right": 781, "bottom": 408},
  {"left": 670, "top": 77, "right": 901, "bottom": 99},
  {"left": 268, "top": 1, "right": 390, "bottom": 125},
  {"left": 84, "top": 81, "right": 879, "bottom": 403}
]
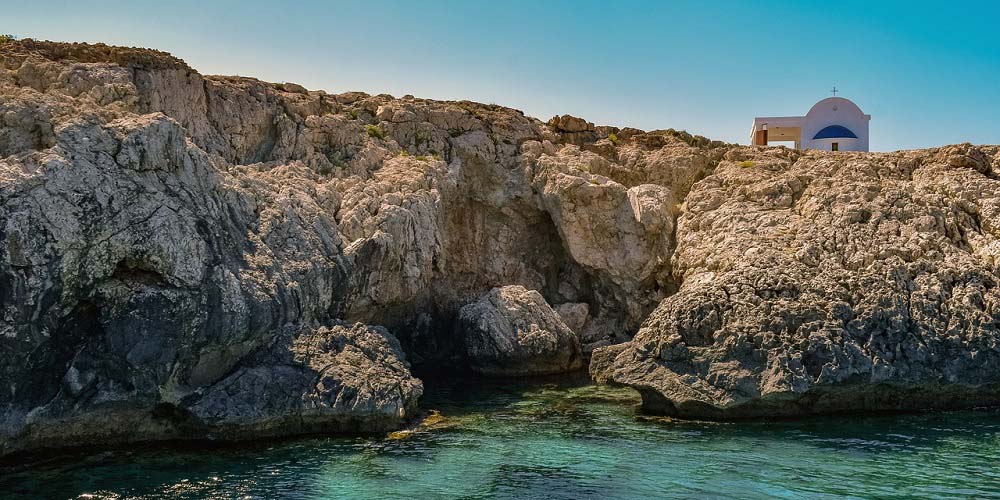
[
  {"left": 547, "top": 114, "right": 598, "bottom": 145},
  {"left": 548, "top": 114, "right": 594, "bottom": 133},
  {"left": 2, "top": 39, "right": 999, "bottom": 455},
  {"left": 459, "top": 286, "right": 583, "bottom": 376},
  {"left": 555, "top": 302, "right": 589, "bottom": 333},
  {"left": 278, "top": 82, "right": 308, "bottom": 94},
  {"left": 188, "top": 323, "right": 422, "bottom": 436},
  {"left": 593, "top": 145, "right": 1000, "bottom": 418},
  {"left": 3, "top": 40, "right": 703, "bottom": 454}
]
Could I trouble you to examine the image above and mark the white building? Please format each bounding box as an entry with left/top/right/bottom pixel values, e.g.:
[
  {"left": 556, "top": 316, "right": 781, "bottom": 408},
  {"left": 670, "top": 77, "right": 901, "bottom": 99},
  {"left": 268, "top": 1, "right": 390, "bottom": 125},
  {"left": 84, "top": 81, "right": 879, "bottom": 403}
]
[{"left": 750, "top": 97, "right": 870, "bottom": 151}]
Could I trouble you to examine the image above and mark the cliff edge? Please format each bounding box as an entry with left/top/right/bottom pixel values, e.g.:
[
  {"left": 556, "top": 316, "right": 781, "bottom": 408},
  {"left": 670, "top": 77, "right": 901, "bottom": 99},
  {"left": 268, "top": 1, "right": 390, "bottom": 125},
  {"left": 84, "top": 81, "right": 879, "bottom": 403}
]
[{"left": 1, "top": 39, "right": 998, "bottom": 455}]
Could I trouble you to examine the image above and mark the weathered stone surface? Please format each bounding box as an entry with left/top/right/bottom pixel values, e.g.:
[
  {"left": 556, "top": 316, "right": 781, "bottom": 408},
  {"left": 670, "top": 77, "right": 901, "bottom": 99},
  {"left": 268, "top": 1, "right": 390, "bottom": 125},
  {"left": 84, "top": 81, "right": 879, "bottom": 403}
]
[
  {"left": 0, "top": 40, "right": 716, "bottom": 454},
  {"left": 187, "top": 323, "right": 421, "bottom": 436},
  {"left": 592, "top": 145, "right": 1000, "bottom": 418},
  {"left": 548, "top": 114, "right": 594, "bottom": 133},
  {"left": 2, "top": 39, "right": 999, "bottom": 454},
  {"left": 555, "top": 302, "right": 589, "bottom": 333},
  {"left": 5, "top": 323, "right": 420, "bottom": 453},
  {"left": 459, "top": 286, "right": 583, "bottom": 375}
]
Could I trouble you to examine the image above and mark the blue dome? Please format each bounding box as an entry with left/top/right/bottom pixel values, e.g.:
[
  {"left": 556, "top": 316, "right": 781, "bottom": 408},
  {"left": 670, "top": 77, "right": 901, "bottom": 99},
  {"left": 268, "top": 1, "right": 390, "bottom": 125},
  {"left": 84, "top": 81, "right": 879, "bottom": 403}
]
[{"left": 812, "top": 125, "right": 858, "bottom": 140}]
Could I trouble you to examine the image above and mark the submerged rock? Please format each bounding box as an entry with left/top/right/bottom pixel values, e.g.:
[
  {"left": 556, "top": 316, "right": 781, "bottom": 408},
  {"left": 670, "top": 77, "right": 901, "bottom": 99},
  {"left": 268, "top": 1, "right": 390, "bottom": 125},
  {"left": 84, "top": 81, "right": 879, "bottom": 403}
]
[{"left": 459, "top": 286, "right": 583, "bottom": 376}]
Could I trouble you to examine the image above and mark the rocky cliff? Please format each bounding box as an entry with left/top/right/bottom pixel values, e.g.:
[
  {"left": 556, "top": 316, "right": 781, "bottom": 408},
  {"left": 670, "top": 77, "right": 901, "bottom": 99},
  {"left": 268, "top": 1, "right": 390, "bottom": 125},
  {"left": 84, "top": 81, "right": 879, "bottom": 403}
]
[
  {"left": 1, "top": 40, "right": 998, "bottom": 455},
  {"left": 591, "top": 144, "right": 1000, "bottom": 417}
]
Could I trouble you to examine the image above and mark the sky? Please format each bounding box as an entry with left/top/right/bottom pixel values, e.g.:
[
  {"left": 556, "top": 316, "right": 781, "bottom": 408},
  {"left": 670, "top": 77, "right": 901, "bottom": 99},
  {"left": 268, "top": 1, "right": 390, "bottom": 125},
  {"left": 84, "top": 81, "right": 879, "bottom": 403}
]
[{"left": 2, "top": 0, "right": 999, "bottom": 151}]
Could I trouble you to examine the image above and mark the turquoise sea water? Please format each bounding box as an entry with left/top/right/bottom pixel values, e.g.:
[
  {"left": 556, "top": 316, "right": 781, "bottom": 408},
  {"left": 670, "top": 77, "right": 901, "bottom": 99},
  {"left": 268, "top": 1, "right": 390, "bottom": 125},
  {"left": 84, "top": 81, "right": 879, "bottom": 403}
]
[{"left": 3, "top": 374, "right": 1000, "bottom": 499}]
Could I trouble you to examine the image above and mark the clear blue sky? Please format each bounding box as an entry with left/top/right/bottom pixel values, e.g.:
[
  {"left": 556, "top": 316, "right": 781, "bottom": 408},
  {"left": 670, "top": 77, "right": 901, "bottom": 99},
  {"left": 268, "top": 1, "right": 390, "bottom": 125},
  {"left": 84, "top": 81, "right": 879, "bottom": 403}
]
[{"left": 3, "top": 0, "right": 999, "bottom": 151}]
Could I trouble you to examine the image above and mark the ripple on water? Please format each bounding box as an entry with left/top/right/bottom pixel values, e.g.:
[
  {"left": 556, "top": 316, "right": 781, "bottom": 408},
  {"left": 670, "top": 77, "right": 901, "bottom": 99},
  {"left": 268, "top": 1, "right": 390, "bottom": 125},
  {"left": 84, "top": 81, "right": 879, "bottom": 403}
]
[{"left": 2, "top": 374, "right": 1000, "bottom": 499}]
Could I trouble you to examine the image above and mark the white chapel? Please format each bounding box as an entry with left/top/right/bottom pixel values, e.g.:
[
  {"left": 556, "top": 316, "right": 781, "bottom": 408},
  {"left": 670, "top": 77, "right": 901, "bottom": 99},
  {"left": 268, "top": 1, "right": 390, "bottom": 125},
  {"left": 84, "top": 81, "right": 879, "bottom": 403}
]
[{"left": 750, "top": 95, "right": 870, "bottom": 151}]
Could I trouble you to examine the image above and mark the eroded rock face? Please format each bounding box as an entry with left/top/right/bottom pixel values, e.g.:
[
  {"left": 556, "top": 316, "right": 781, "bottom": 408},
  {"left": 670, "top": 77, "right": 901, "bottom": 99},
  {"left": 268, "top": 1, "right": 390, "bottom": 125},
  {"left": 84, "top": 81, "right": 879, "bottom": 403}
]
[
  {"left": 6, "top": 323, "right": 420, "bottom": 453},
  {"left": 554, "top": 302, "right": 589, "bottom": 333},
  {"left": 1, "top": 39, "right": 999, "bottom": 453},
  {"left": 459, "top": 286, "right": 582, "bottom": 375},
  {"left": 593, "top": 145, "right": 1000, "bottom": 418},
  {"left": 0, "top": 40, "right": 716, "bottom": 454},
  {"left": 187, "top": 323, "right": 422, "bottom": 436}
]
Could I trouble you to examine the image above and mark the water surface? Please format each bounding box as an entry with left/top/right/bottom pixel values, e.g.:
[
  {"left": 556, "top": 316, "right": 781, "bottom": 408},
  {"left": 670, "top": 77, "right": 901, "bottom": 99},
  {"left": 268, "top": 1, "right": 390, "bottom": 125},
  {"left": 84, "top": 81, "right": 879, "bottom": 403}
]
[{"left": 4, "top": 374, "right": 1000, "bottom": 498}]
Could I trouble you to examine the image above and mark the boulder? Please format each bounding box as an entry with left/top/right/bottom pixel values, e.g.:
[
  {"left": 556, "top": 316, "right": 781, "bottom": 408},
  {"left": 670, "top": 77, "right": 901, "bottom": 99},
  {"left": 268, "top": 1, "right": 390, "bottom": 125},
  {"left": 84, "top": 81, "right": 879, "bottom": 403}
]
[
  {"left": 188, "top": 323, "right": 422, "bottom": 436},
  {"left": 547, "top": 114, "right": 598, "bottom": 145},
  {"left": 279, "top": 82, "right": 308, "bottom": 94},
  {"left": 547, "top": 114, "right": 594, "bottom": 133},
  {"left": 459, "top": 286, "right": 583, "bottom": 376}
]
